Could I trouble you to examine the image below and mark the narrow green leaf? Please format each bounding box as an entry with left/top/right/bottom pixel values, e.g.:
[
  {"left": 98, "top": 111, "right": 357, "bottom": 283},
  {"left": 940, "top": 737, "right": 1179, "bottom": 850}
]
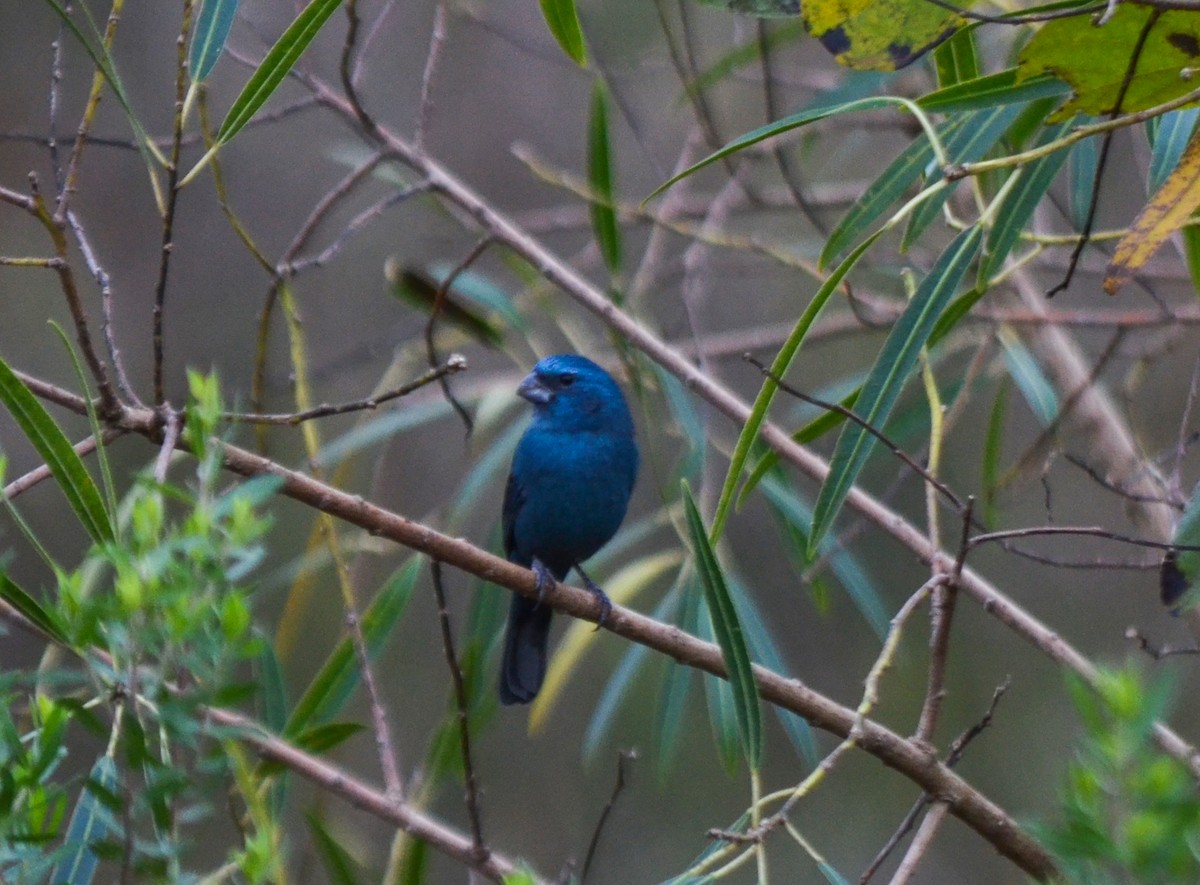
[
  {"left": 588, "top": 82, "right": 622, "bottom": 276},
  {"left": 0, "top": 355, "right": 113, "bottom": 545},
  {"left": 257, "top": 642, "right": 288, "bottom": 735},
  {"left": 190, "top": 0, "right": 241, "bottom": 82},
  {"left": 927, "top": 286, "right": 985, "bottom": 348},
  {"left": 647, "top": 96, "right": 900, "bottom": 201},
  {"left": 808, "top": 227, "right": 982, "bottom": 554},
  {"left": 980, "top": 120, "right": 1073, "bottom": 282},
  {"left": 902, "top": 104, "right": 1023, "bottom": 252},
  {"left": 998, "top": 329, "right": 1058, "bottom": 426},
  {"left": 820, "top": 125, "right": 952, "bottom": 267},
  {"left": 306, "top": 813, "right": 363, "bottom": 885},
  {"left": 284, "top": 559, "right": 420, "bottom": 736},
  {"left": 1068, "top": 130, "right": 1099, "bottom": 231},
  {"left": 48, "top": 755, "right": 119, "bottom": 885},
  {"left": 39, "top": 0, "right": 167, "bottom": 171},
  {"left": 186, "top": 0, "right": 343, "bottom": 180},
  {"left": 917, "top": 70, "right": 1070, "bottom": 114},
  {"left": 261, "top": 722, "right": 363, "bottom": 775},
  {"left": 0, "top": 572, "right": 69, "bottom": 646},
  {"left": 933, "top": 27, "right": 980, "bottom": 89},
  {"left": 711, "top": 229, "right": 883, "bottom": 542},
  {"left": 1148, "top": 108, "right": 1200, "bottom": 194},
  {"left": 981, "top": 380, "right": 1009, "bottom": 529},
  {"left": 397, "top": 838, "right": 429, "bottom": 885},
  {"left": 539, "top": 0, "right": 587, "bottom": 66},
  {"left": 682, "top": 482, "right": 762, "bottom": 770}
]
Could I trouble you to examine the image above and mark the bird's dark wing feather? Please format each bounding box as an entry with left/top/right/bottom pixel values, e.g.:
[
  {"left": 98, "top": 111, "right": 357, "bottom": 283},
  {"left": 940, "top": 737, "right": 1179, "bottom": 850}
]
[{"left": 501, "top": 469, "right": 524, "bottom": 561}]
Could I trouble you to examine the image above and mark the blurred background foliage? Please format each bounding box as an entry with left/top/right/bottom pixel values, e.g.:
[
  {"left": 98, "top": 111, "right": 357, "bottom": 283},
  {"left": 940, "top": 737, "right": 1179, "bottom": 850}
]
[{"left": 3, "top": 0, "right": 1200, "bottom": 882}]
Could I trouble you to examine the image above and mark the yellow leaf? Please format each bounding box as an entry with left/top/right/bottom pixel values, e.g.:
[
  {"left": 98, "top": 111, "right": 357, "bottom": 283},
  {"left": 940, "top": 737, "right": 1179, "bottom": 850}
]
[
  {"left": 526, "top": 551, "right": 682, "bottom": 734},
  {"left": 1105, "top": 125, "right": 1200, "bottom": 295}
]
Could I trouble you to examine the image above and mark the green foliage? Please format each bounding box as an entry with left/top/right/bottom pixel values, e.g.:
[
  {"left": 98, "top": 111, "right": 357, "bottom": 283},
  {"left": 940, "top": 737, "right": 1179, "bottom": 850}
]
[
  {"left": 1036, "top": 666, "right": 1200, "bottom": 884},
  {"left": 1020, "top": 8, "right": 1200, "bottom": 119},
  {"left": 0, "top": 373, "right": 276, "bottom": 880}
]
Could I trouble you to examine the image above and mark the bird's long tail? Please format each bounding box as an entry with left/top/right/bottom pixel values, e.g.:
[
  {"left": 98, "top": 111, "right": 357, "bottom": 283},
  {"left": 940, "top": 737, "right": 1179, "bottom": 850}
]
[{"left": 499, "top": 595, "right": 553, "bottom": 705}]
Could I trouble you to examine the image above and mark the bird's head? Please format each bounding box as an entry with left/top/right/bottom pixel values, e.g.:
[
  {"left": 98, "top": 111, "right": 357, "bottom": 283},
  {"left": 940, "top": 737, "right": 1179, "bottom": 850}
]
[{"left": 517, "top": 354, "right": 634, "bottom": 434}]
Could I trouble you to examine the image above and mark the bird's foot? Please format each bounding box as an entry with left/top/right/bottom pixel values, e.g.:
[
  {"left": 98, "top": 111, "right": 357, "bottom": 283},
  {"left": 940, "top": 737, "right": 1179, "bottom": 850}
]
[
  {"left": 532, "top": 558, "right": 556, "bottom": 605},
  {"left": 575, "top": 564, "right": 612, "bottom": 630}
]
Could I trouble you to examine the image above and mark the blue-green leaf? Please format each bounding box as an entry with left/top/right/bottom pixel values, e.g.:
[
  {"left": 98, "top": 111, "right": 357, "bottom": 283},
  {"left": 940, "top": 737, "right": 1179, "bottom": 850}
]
[
  {"left": 1068, "top": 129, "right": 1100, "bottom": 231},
  {"left": 48, "top": 755, "right": 119, "bottom": 885},
  {"left": 1148, "top": 108, "right": 1200, "bottom": 194},
  {"left": 0, "top": 355, "right": 113, "bottom": 545},
  {"left": 190, "top": 0, "right": 241, "bottom": 82},
  {"left": 682, "top": 482, "right": 762, "bottom": 771},
  {"left": 184, "top": 0, "right": 343, "bottom": 181},
  {"left": 980, "top": 120, "right": 1073, "bottom": 282},
  {"left": 998, "top": 329, "right": 1058, "bottom": 427},
  {"left": 809, "top": 227, "right": 982, "bottom": 554}
]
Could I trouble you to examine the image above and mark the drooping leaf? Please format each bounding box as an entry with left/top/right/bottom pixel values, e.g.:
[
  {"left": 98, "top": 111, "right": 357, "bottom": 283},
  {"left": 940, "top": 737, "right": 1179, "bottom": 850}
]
[
  {"left": 386, "top": 260, "right": 509, "bottom": 347},
  {"left": 712, "top": 229, "right": 883, "bottom": 541},
  {"left": 588, "top": 81, "right": 622, "bottom": 277},
  {"left": 808, "top": 227, "right": 982, "bottom": 554},
  {"left": 1105, "top": 123, "right": 1200, "bottom": 294},
  {"left": 539, "top": 0, "right": 587, "bottom": 66},
  {"left": 0, "top": 355, "right": 113, "bottom": 546},
  {"left": 682, "top": 482, "right": 762, "bottom": 770},
  {"left": 1019, "top": 7, "right": 1200, "bottom": 120},
  {"left": 802, "top": 0, "right": 965, "bottom": 71}
]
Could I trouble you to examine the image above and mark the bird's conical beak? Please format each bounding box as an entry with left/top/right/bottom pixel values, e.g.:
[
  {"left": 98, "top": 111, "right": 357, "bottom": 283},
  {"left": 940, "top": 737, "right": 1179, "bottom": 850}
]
[{"left": 517, "top": 372, "right": 553, "bottom": 405}]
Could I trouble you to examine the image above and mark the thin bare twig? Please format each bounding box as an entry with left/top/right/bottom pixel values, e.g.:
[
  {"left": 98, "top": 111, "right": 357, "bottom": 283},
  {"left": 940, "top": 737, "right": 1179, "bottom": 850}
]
[
  {"left": 415, "top": 1, "right": 449, "bottom": 153},
  {"left": 423, "top": 239, "right": 490, "bottom": 436},
  {"left": 581, "top": 750, "right": 636, "bottom": 883},
  {"left": 222, "top": 356, "right": 467, "bottom": 425},
  {"left": 430, "top": 560, "right": 488, "bottom": 861}
]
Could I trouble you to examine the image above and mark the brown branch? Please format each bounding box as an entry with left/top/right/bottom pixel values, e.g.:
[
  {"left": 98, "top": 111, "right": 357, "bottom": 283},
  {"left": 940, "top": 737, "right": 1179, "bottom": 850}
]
[{"left": 205, "top": 706, "right": 531, "bottom": 884}]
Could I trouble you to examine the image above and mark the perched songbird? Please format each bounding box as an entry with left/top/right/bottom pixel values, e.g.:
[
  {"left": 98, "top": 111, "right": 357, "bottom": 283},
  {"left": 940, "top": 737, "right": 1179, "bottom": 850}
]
[{"left": 499, "top": 354, "right": 638, "bottom": 705}]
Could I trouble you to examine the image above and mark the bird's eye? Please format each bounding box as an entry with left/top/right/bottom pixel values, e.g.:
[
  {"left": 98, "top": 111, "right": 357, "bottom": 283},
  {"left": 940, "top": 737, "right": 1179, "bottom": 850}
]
[{"left": 559, "top": 372, "right": 576, "bottom": 387}]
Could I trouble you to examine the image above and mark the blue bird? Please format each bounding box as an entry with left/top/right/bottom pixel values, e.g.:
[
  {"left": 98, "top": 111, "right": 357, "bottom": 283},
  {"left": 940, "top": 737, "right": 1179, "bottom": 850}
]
[{"left": 499, "top": 354, "right": 638, "bottom": 705}]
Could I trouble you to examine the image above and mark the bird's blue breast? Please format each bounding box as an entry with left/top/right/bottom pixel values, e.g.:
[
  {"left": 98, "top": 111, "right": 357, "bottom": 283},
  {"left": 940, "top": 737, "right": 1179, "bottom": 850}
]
[{"left": 506, "top": 424, "right": 637, "bottom": 578}]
